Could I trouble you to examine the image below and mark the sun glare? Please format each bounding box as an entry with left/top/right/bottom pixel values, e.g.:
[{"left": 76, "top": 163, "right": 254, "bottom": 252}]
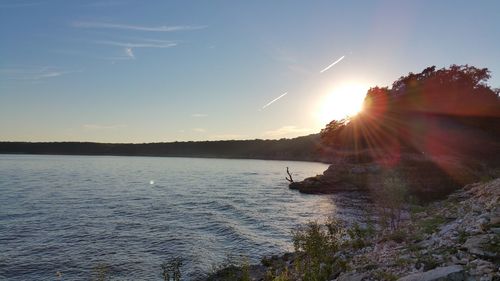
[{"left": 317, "top": 83, "right": 369, "bottom": 126}]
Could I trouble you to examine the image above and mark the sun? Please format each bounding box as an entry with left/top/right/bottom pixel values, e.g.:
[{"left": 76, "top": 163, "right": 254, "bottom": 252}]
[{"left": 317, "top": 83, "right": 369, "bottom": 126}]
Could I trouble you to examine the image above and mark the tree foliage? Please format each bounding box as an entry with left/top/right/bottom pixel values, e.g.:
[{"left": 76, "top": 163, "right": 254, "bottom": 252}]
[{"left": 320, "top": 65, "right": 500, "bottom": 163}]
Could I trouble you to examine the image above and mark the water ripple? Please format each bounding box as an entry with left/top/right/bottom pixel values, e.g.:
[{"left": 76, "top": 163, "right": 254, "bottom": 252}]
[{"left": 0, "top": 155, "right": 369, "bottom": 280}]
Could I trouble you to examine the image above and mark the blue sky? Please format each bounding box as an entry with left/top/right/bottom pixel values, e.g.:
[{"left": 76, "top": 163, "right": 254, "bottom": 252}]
[{"left": 1, "top": 0, "right": 499, "bottom": 143}]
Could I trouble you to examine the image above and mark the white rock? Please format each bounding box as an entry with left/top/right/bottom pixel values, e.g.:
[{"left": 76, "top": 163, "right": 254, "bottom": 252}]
[{"left": 397, "top": 265, "right": 465, "bottom": 281}]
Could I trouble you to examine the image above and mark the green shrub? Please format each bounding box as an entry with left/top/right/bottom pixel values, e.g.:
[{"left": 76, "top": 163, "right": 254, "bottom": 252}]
[
  {"left": 457, "top": 230, "right": 468, "bottom": 244},
  {"left": 92, "top": 263, "right": 111, "bottom": 281},
  {"left": 291, "top": 217, "right": 345, "bottom": 281},
  {"left": 240, "top": 259, "right": 251, "bottom": 281},
  {"left": 161, "top": 258, "right": 182, "bottom": 281},
  {"left": 418, "top": 216, "right": 446, "bottom": 234},
  {"left": 372, "top": 171, "right": 409, "bottom": 231},
  {"left": 269, "top": 267, "right": 292, "bottom": 281},
  {"left": 347, "top": 222, "right": 375, "bottom": 249},
  {"left": 206, "top": 254, "right": 252, "bottom": 281}
]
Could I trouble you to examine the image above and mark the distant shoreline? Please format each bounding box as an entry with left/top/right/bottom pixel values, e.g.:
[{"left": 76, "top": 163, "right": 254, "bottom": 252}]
[
  {"left": 0, "top": 134, "right": 330, "bottom": 163},
  {"left": 0, "top": 152, "right": 328, "bottom": 164}
]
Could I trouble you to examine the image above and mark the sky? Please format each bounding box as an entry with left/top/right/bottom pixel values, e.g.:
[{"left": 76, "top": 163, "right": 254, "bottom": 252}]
[{"left": 1, "top": 0, "right": 499, "bottom": 143}]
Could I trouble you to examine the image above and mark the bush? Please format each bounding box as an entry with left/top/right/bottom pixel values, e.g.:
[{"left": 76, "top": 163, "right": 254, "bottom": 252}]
[
  {"left": 92, "top": 263, "right": 111, "bottom": 281},
  {"left": 291, "top": 217, "right": 345, "bottom": 281},
  {"left": 347, "top": 222, "right": 375, "bottom": 249},
  {"left": 206, "top": 254, "right": 251, "bottom": 281},
  {"left": 372, "top": 171, "right": 409, "bottom": 231},
  {"left": 161, "top": 258, "right": 183, "bottom": 281},
  {"left": 418, "top": 215, "right": 446, "bottom": 234}
]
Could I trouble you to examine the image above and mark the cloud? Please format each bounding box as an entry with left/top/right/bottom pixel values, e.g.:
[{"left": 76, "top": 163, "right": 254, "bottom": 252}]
[
  {"left": 83, "top": 124, "right": 127, "bottom": 130},
  {"left": 0, "top": 66, "right": 80, "bottom": 81},
  {"left": 125, "top": 48, "right": 135, "bottom": 59},
  {"left": 263, "top": 126, "right": 314, "bottom": 138},
  {"left": 93, "top": 39, "right": 176, "bottom": 61},
  {"left": 35, "top": 71, "right": 64, "bottom": 79},
  {"left": 261, "top": 92, "right": 288, "bottom": 110},
  {"left": 192, "top": 128, "right": 206, "bottom": 133},
  {"left": 191, "top": 113, "right": 208, "bottom": 118},
  {"left": 73, "top": 21, "right": 207, "bottom": 32},
  {"left": 96, "top": 40, "right": 177, "bottom": 48},
  {"left": 320, "top": 55, "right": 345, "bottom": 73}
]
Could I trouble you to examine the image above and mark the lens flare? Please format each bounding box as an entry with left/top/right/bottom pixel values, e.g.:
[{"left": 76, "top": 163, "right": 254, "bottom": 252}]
[{"left": 317, "top": 83, "right": 369, "bottom": 126}]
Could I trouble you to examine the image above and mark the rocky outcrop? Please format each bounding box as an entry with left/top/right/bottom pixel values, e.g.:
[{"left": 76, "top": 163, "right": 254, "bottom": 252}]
[
  {"left": 209, "top": 178, "right": 500, "bottom": 281},
  {"left": 462, "top": 234, "right": 499, "bottom": 260},
  {"left": 289, "top": 153, "right": 471, "bottom": 199},
  {"left": 397, "top": 265, "right": 465, "bottom": 281},
  {"left": 289, "top": 162, "right": 381, "bottom": 193},
  {"left": 335, "top": 178, "right": 500, "bottom": 281}
]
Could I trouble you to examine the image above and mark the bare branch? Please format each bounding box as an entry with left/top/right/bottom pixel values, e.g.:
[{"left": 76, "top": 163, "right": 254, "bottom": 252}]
[{"left": 285, "top": 167, "right": 294, "bottom": 183}]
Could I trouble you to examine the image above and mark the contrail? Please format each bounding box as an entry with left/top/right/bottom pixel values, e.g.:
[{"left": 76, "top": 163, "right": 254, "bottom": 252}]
[
  {"left": 262, "top": 92, "right": 288, "bottom": 109},
  {"left": 320, "top": 55, "right": 345, "bottom": 73}
]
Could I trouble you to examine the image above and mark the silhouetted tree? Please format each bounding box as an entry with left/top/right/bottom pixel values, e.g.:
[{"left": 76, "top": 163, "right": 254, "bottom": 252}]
[{"left": 320, "top": 65, "right": 500, "bottom": 163}]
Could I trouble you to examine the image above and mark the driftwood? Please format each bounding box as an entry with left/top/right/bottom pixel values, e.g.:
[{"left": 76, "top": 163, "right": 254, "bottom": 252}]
[{"left": 285, "top": 167, "right": 294, "bottom": 183}]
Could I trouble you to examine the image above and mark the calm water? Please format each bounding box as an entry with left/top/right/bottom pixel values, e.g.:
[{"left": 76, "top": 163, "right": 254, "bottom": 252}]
[{"left": 0, "top": 155, "right": 366, "bottom": 280}]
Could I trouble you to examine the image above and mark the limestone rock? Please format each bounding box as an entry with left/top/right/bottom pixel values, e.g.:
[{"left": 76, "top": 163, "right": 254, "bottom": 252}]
[
  {"left": 462, "top": 234, "right": 499, "bottom": 259},
  {"left": 397, "top": 265, "right": 465, "bottom": 281}
]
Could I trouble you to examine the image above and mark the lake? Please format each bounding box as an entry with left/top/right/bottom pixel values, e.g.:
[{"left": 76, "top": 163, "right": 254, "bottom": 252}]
[{"left": 0, "top": 155, "right": 366, "bottom": 280}]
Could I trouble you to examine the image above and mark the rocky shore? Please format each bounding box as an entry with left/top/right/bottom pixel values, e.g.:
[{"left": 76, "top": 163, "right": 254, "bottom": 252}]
[
  {"left": 207, "top": 177, "right": 500, "bottom": 281},
  {"left": 330, "top": 177, "right": 500, "bottom": 281},
  {"left": 288, "top": 153, "right": 478, "bottom": 200}
]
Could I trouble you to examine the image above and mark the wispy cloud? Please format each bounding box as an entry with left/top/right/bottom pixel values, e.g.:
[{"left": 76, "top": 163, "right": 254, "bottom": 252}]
[
  {"left": 263, "top": 125, "right": 314, "bottom": 138},
  {"left": 193, "top": 128, "right": 207, "bottom": 133},
  {"left": 73, "top": 21, "right": 207, "bottom": 32},
  {"left": 96, "top": 40, "right": 177, "bottom": 48},
  {"left": 83, "top": 124, "right": 127, "bottom": 130},
  {"left": 320, "top": 55, "right": 345, "bottom": 73},
  {"left": 261, "top": 92, "right": 288, "bottom": 110},
  {"left": 0, "top": 66, "right": 80, "bottom": 81},
  {"left": 191, "top": 113, "right": 208, "bottom": 118},
  {"left": 124, "top": 48, "right": 135, "bottom": 59},
  {"left": 92, "top": 39, "right": 177, "bottom": 61}
]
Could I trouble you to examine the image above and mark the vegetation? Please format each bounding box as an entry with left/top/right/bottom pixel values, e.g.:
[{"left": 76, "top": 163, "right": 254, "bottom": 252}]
[
  {"left": 92, "top": 263, "right": 111, "bottom": 281},
  {"left": 205, "top": 254, "right": 252, "bottom": 281},
  {"left": 161, "top": 258, "right": 182, "bottom": 281},
  {"left": 320, "top": 65, "right": 500, "bottom": 165},
  {"left": 291, "top": 218, "right": 344, "bottom": 280},
  {"left": 0, "top": 134, "right": 326, "bottom": 162},
  {"left": 346, "top": 222, "right": 375, "bottom": 249},
  {"left": 372, "top": 172, "right": 409, "bottom": 231},
  {"left": 315, "top": 65, "right": 500, "bottom": 200},
  {"left": 417, "top": 215, "right": 447, "bottom": 235},
  {"left": 279, "top": 216, "right": 380, "bottom": 281}
]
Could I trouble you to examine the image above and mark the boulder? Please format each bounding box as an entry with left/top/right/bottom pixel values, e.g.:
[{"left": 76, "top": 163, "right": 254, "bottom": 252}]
[
  {"left": 462, "top": 234, "right": 499, "bottom": 260},
  {"left": 397, "top": 265, "right": 465, "bottom": 281}
]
